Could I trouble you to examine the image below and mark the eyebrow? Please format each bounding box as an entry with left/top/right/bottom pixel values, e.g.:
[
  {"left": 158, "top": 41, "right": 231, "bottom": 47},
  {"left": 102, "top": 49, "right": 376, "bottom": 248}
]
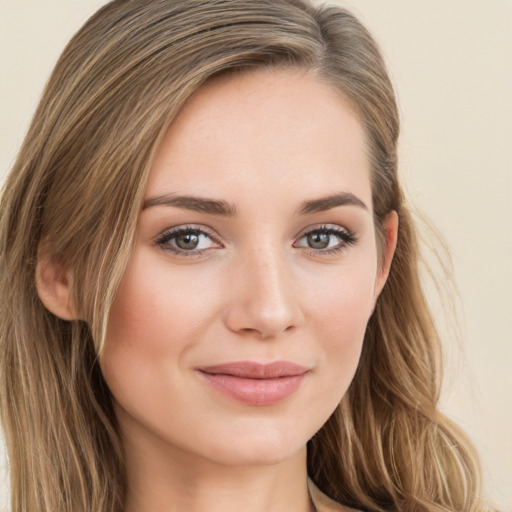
[
  {"left": 142, "top": 191, "right": 367, "bottom": 216},
  {"left": 297, "top": 192, "right": 368, "bottom": 215},
  {"left": 143, "top": 194, "right": 238, "bottom": 216}
]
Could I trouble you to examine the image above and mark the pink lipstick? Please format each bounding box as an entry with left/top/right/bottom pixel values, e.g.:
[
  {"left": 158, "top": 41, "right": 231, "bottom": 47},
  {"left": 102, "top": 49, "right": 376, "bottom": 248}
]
[{"left": 197, "top": 361, "right": 309, "bottom": 406}]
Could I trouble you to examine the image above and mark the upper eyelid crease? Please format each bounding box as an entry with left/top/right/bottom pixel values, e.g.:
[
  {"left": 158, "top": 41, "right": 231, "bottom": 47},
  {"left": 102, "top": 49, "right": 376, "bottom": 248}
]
[
  {"left": 156, "top": 225, "right": 218, "bottom": 242},
  {"left": 297, "top": 225, "right": 357, "bottom": 241},
  {"left": 142, "top": 192, "right": 367, "bottom": 216}
]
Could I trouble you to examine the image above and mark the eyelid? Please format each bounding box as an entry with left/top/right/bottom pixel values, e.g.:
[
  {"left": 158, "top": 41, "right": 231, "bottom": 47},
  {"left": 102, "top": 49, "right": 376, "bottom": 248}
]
[
  {"left": 153, "top": 222, "right": 357, "bottom": 258},
  {"left": 153, "top": 224, "right": 223, "bottom": 256},
  {"left": 293, "top": 223, "right": 358, "bottom": 254},
  {"left": 294, "top": 223, "right": 355, "bottom": 241}
]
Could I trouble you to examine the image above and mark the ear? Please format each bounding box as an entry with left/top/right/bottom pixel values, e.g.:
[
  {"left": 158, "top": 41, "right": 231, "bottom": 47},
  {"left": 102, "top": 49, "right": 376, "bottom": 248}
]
[
  {"left": 35, "top": 247, "right": 79, "bottom": 321},
  {"left": 373, "top": 210, "right": 399, "bottom": 301}
]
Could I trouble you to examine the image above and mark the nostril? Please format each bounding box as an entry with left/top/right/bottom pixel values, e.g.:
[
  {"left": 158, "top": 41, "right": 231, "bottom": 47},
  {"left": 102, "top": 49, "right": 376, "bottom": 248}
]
[{"left": 241, "top": 328, "right": 258, "bottom": 335}]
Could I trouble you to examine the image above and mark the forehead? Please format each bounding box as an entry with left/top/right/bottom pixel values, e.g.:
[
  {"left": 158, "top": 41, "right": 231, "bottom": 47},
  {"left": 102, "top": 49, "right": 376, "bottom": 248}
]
[{"left": 146, "top": 68, "right": 371, "bottom": 210}]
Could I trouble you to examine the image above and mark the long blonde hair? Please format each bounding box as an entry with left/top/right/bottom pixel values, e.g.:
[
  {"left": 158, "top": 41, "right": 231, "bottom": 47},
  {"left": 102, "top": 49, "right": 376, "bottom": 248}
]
[{"left": 0, "top": 1, "right": 487, "bottom": 510}]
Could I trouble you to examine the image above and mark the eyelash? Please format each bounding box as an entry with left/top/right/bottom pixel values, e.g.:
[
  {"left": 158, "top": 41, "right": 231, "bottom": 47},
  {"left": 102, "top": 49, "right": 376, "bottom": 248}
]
[
  {"left": 154, "top": 224, "right": 358, "bottom": 257},
  {"left": 154, "top": 225, "right": 221, "bottom": 257},
  {"left": 294, "top": 225, "right": 358, "bottom": 256}
]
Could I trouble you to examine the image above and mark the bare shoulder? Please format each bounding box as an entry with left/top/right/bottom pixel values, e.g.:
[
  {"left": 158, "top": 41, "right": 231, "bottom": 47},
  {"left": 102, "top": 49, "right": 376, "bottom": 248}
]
[{"left": 308, "top": 478, "right": 362, "bottom": 512}]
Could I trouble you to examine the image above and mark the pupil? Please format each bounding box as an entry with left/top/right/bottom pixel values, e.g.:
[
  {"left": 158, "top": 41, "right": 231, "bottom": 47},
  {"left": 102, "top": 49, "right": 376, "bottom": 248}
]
[
  {"left": 176, "top": 233, "right": 199, "bottom": 250},
  {"left": 307, "top": 232, "right": 329, "bottom": 249}
]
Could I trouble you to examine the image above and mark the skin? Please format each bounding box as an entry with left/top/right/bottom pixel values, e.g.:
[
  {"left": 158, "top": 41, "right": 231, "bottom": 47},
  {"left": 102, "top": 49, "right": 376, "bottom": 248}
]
[{"left": 38, "top": 68, "right": 397, "bottom": 512}]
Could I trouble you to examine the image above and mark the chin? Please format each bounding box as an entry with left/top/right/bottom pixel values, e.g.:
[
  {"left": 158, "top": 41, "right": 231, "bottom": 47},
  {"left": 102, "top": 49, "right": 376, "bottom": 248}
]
[
  {"left": 196, "top": 424, "right": 308, "bottom": 467},
  {"left": 207, "top": 445, "right": 303, "bottom": 468}
]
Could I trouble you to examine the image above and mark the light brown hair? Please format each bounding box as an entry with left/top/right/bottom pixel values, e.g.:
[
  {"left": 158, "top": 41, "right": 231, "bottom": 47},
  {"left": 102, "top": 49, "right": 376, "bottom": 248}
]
[{"left": 0, "top": 1, "right": 488, "bottom": 510}]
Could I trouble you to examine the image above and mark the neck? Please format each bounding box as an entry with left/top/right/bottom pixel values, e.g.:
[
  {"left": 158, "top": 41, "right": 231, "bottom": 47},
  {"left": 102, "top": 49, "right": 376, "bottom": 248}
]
[{"left": 122, "top": 422, "right": 314, "bottom": 512}]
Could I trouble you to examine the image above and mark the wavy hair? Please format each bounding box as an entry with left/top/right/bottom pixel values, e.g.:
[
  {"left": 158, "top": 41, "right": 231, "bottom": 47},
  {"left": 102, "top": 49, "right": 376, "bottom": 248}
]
[{"left": 0, "top": 0, "right": 487, "bottom": 510}]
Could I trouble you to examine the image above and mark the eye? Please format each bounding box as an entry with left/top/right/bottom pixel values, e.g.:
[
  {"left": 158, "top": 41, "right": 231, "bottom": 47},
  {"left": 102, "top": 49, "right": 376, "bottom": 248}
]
[
  {"left": 294, "top": 225, "right": 357, "bottom": 254},
  {"left": 155, "top": 226, "right": 221, "bottom": 255}
]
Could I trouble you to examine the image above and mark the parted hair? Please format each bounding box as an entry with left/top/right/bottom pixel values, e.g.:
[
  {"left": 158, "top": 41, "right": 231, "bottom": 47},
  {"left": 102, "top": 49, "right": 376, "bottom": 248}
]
[{"left": 0, "top": 1, "right": 487, "bottom": 511}]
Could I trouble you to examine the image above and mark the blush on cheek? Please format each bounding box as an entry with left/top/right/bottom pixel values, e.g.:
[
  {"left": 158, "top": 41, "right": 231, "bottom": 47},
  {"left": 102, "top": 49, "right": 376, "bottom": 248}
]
[
  {"left": 323, "top": 321, "right": 365, "bottom": 377},
  {"left": 317, "top": 285, "right": 374, "bottom": 368}
]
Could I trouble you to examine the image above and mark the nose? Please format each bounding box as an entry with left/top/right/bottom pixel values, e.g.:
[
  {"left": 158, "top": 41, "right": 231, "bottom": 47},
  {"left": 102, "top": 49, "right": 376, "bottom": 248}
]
[{"left": 223, "top": 247, "right": 304, "bottom": 340}]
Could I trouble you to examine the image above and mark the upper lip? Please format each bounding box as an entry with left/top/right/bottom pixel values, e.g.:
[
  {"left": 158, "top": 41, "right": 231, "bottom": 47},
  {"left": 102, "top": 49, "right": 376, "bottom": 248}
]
[{"left": 198, "top": 361, "right": 309, "bottom": 379}]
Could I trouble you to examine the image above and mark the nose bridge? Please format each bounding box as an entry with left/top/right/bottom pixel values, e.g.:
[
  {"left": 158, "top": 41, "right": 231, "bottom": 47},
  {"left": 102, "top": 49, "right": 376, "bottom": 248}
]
[
  {"left": 252, "top": 245, "right": 290, "bottom": 305},
  {"left": 225, "top": 242, "right": 303, "bottom": 338}
]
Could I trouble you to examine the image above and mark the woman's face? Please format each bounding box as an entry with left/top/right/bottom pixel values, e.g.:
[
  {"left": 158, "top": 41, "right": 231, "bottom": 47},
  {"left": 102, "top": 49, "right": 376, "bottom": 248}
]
[{"left": 101, "top": 69, "right": 394, "bottom": 468}]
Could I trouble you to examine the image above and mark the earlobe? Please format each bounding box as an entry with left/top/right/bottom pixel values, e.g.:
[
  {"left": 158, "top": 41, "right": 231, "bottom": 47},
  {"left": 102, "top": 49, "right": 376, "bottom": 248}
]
[
  {"left": 35, "top": 249, "right": 78, "bottom": 321},
  {"left": 374, "top": 210, "right": 399, "bottom": 300}
]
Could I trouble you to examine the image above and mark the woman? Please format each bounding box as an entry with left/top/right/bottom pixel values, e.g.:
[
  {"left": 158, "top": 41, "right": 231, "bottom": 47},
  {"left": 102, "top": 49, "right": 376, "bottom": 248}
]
[{"left": 0, "top": 0, "right": 490, "bottom": 511}]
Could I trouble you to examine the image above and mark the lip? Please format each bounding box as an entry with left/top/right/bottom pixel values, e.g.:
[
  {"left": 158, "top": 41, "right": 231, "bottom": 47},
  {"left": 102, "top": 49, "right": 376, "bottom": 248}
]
[{"left": 197, "top": 361, "right": 309, "bottom": 406}]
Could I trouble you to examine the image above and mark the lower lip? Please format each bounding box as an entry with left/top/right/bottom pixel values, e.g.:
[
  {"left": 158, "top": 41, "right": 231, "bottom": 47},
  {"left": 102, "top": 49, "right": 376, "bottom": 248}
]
[{"left": 198, "top": 372, "right": 307, "bottom": 406}]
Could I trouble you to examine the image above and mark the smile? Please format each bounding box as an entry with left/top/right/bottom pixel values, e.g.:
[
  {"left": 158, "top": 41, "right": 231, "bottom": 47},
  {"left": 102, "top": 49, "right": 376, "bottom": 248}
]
[{"left": 197, "top": 361, "right": 309, "bottom": 406}]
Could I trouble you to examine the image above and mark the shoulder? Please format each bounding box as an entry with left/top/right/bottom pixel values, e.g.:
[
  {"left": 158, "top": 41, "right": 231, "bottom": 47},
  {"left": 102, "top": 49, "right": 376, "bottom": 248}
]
[{"left": 307, "top": 478, "right": 363, "bottom": 512}]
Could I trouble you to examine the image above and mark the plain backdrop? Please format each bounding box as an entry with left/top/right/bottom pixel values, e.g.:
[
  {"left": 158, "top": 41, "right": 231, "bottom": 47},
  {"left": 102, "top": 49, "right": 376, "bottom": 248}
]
[{"left": 0, "top": 0, "right": 511, "bottom": 509}]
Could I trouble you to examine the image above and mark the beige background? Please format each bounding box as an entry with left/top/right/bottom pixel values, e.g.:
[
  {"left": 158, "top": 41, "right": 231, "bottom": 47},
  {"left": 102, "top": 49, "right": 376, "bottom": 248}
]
[{"left": 0, "top": 0, "right": 510, "bottom": 509}]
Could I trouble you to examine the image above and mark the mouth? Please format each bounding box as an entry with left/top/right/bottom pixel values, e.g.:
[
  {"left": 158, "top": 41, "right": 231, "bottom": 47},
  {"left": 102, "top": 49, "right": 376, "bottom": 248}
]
[{"left": 197, "top": 361, "right": 309, "bottom": 406}]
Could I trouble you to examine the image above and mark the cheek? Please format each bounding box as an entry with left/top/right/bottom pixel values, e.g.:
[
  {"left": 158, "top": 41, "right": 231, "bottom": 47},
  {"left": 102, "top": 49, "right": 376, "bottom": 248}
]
[
  {"left": 321, "top": 286, "right": 372, "bottom": 374},
  {"left": 100, "top": 249, "right": 227, "bottom": 398},
  {"left": 325, "top": 276, "right": 375, "bottom": 341},
  {"left": 106, "top": 250, "right": 217, "bottom": 347},
  {"left": 304, "top": 255, "right": 377, "bottom": 393},
  {"left": 307, "top": 253, "right": 377, "bottom": 337}
]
